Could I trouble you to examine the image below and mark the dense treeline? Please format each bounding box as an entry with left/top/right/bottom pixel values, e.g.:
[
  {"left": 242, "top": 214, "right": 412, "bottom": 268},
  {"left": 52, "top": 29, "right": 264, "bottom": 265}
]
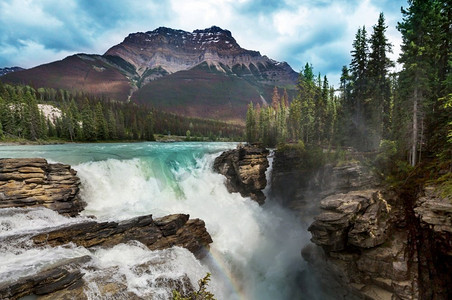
[
  {"left": 0, "top": 82, "right": 244, "bottom": 142},
  {"left": 247, "top": 1, "right": 451, "bottom": 174},
  {"left": 246, "top": 72, "right": 337, "bottom": 147}
]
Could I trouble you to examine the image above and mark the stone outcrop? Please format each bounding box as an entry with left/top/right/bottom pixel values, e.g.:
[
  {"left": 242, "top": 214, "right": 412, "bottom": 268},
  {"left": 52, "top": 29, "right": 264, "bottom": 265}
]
[
  {"left": 30, "top": 213, "right": 212, "bottom": 256},
  {"left": 304, "top": 189, "right": 419, "bottom": 299},
  {"left": 414, "top": 186, "right": 452, "bottom": 256},
  {"left": 0, "top": 213, "right": 212, "bottom": 299},
  {"left": 309, "top": 190, "right": 392, "bottom": 251},
  {"left": 302, "top": 181, "right": 452, "bottom": 299},
  {"left": 213, "top": 144, "right": 269, "bottom": 204},
  {"left": 413, "top": 186, "right": 452, "bottom": 299},
  {"left": 269, "top": 149, "right": 448, "bottom": 299},
  {"left": 0, "top": 256, "right": 91, "bottom": 300},
  {"left": 0, "top": 158, "right": 85, "bottom": 216}
]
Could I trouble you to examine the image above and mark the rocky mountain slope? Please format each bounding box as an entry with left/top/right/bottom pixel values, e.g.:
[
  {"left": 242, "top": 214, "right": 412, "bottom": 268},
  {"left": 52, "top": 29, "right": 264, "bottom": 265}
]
[
  {"left": 0, "top": 67, "right": 24, "bottom": 77},
  {"left": 1, "top": 26, "right": 298, "bottom": 123}
]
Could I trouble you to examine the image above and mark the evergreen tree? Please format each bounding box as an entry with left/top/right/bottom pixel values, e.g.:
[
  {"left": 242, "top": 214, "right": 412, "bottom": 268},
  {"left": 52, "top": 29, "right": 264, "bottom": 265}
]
[
  {"left": 368, "top": 12, "right": 393, "bottom": 147},
  {"left": 397, "top": 0, "right": 436, "bottom": 165},
  {"left": 81, "top": 105, "right": 96, "bottom": 141},
  {"left": 107, "top": 109, "right": 117, "bottom": 140},
  {"left": 271, "top": 87, "right": 281, "bottom": 111},
  {"left": 143, "top": 112, "right": 155, "bottom": 141},
  {"left": 349, "top": 26, "right": 370, "bottom": 150},
  {"left": 288, "top": 98, "right": 302, "bottom": 141},
  {"left": 246, "top": 102, "right": 257, "bottom": 143},
  {"left": 94, "top": 102, "right": 108, "bottom": 140}
]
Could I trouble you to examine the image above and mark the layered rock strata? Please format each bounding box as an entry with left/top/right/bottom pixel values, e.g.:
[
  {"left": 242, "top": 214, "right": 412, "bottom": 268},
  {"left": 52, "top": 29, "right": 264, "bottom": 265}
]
[
  {"left": 213, "top": 144, "right": 269, "bottom": 204},
  {"left": 0, "top": 158, "right": 85, "bottom": 216},
  {"left": 305, "top": 189, "right": 418, "bottom": 299},
  {"left": 0, "top": 256, "right": 91, "bottom": 300},
  {"left": 30, "top": 213, "right": 212, "bottom": 256}
]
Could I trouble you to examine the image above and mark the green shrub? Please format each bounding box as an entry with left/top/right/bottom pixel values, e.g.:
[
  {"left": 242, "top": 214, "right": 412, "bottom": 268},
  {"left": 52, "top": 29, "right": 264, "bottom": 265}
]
[{"left": 172, "top": 273, "right": 216, "bottom": 300}]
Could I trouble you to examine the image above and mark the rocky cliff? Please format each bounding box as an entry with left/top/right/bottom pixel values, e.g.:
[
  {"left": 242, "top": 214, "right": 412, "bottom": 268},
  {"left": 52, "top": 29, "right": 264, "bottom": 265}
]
[
  {"left": 0, "top": 158, "right": 85, "bottom": 216},
  {"left": 213, "top": 144, "right": 269, "bottom": 204},
  {"left": 270, "top": 147, "right": 452, "bottom": 299}
]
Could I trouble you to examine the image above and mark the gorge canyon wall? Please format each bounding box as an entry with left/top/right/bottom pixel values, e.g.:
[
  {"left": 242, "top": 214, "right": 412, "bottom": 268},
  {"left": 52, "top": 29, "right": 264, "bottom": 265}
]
[{"left": 270, "top": 147, "right": 451, "bottom": 300}]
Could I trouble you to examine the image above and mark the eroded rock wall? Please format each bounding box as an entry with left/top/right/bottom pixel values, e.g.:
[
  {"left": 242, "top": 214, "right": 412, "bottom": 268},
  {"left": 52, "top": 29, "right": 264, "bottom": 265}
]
[
  {"left": 213, "top": 144, "right": 269, "bottom": 204},
  {"left": 0, "top": 158, "right": 85, "bottom": 216}
]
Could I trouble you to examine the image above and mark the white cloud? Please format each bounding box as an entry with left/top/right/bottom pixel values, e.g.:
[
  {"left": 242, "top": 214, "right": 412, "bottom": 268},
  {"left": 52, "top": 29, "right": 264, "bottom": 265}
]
[
  {"left": 0, "top": 39, "right": 73, "bottom": 67},
  {"left": 0, "top": 0, "right": 405, "bottom": 86}
]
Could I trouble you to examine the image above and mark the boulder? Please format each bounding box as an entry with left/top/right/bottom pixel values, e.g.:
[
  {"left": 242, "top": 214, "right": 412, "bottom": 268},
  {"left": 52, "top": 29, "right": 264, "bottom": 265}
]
[
  {"left": 308, "top": 190, "right": 392, "bottom": 251},
  {"left": 0, "top": 158, "right": 85, "bottom": 216},
  {"left": 213, "top": 144, "right": 269, "bottom": 204}
]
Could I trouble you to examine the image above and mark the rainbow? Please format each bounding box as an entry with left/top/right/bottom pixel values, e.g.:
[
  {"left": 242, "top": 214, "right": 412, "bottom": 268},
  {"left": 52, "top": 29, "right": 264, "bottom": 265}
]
[{"left": 204, "top": 247, "right": 249, "bottom": 300}]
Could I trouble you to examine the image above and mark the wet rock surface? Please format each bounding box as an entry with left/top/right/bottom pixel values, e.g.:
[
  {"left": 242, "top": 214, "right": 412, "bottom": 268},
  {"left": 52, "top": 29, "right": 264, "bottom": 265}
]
[
  {"left": 0, "top": 256, "right": 91, "bottom": 300},
  {"left": 0, "top": 158, "right": 85, "bottom": 216},
  {"left": 213, "top": 143, "right": 269, "bottom": 204},
  {"left": 30, "top": 213, "right": 212, "bottom": 256}
]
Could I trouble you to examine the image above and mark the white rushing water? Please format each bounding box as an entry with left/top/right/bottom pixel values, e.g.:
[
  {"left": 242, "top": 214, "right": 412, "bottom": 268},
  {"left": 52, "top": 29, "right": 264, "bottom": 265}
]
[{"left": 0, "top": 142, "right": 307, "bottom": 299}]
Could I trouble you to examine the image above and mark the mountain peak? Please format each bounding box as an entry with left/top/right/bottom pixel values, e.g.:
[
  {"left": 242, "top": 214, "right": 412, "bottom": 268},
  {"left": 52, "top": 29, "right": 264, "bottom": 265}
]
[
  {"left": 193, "top": 26, "right": 232, "bottom": 37},
  {"left": 105, "top": 26, "right": 296, "bottom": 81}
]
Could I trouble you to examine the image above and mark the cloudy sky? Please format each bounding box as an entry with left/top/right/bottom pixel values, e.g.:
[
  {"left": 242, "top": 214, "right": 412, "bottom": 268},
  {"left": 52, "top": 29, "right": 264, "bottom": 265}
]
[{"left": 0, "top": 0, "right": 407, "bottom": 86}]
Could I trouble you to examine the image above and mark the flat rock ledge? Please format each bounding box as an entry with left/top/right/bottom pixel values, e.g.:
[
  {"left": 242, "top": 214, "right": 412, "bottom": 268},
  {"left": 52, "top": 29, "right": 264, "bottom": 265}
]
[
  {"left": 31, "top": 213, "right": 213, "bottom": 255},
  {"left": 0, "top": 158, "right": 85, "bottom": 216},
  {"left": 213, "top": 144, "right": 269, "bottom": 204}
]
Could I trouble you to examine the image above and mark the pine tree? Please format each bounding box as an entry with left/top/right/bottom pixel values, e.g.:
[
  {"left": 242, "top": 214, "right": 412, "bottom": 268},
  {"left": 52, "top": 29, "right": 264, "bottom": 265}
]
[
  {"left": 81, "top": 105, "right": 96, "bottom": 141},
  {"left": 271, "top": 87, "right": 281, "bottom": 111},
  {"left": 368, "top": 12, "right": 393, "bottom": 147},
  {"left": 397, "top": 0, "right": 436, "bottom": 165},
  {"left": 246, "top": 102, "right": 257, "bottom": 143},
  {"left": 94, "top": 102, "right": 108, "bottom": 140},
  {"left": 288, "top": 98, "right": 302, "bottom": 141},
  {"left": 143, "top": 112, "right": 155, "bottom": 141},
  {"left": 349, "top": 26, "right": 370, "bottom": 150}
]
